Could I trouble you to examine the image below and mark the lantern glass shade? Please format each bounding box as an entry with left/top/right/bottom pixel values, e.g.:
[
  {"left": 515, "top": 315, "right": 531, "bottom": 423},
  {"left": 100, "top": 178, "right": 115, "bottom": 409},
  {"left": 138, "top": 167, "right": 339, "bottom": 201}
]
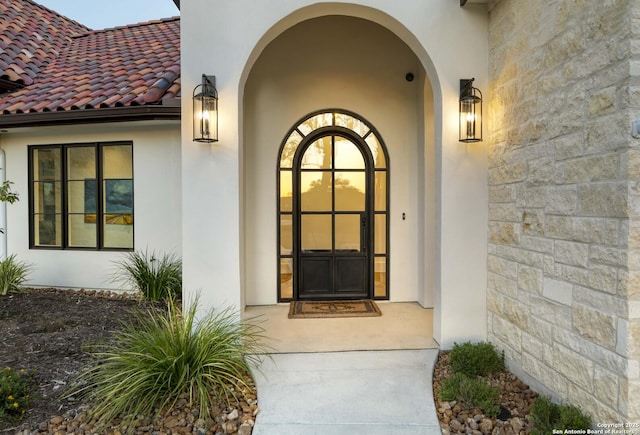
[
  {"left": 459, "top": 79, "right": 482, "bottom": 143},
  {"left": 193, "top": 75, "right": 218, "bottom": 143}
]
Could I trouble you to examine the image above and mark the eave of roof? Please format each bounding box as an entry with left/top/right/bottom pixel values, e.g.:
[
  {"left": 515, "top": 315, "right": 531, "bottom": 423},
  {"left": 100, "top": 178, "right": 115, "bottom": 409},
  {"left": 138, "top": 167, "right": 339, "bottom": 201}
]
[{"left": 0, "top": 105, "right": 180, "bottom": 129}]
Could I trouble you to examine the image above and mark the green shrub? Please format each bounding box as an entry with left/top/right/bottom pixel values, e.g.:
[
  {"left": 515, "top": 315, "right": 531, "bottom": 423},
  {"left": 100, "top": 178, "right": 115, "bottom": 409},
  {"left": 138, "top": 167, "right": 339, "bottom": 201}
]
[
  {"left": 449, "top": 341, "right": 505, "bottom": 377},
  {"left": 530, "top": 395, "right": 592, "bottom": 435},
  {"left": 0, "top": 367, "right": 36, "bottom": 422},
  {"left": 69, "top": 298, "right": 267, "bottom": 433},
  {"left": 439, "top": 372, "right": 500, "bottom": 417},
  {"left": 0, "top": 255, "right": 31, "bottom": 296},
  {"left": 112, "top": 249, "right": 181, "bottom": 301}
]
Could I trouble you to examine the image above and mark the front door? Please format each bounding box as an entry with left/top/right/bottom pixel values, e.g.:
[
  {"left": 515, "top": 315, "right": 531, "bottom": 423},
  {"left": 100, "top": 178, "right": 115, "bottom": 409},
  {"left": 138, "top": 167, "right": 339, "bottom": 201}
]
[{"left": 294, "top": 131, "right": 372, "bottom": 300}]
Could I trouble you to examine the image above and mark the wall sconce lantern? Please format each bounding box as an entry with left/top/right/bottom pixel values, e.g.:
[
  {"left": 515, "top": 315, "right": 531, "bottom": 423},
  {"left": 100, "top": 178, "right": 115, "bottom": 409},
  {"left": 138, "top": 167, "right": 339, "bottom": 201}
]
[
  {"left": 193, "top": 74, "right": 218, "bottom": 143},
  {"left": 459, "top": 78, "right": 482, "bottom": 143}
]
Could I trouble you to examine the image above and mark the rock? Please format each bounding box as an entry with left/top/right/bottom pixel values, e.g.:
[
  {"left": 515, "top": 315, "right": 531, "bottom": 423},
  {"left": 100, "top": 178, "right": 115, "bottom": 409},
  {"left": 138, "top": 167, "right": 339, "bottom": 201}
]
[
  {"left": 450, "top": 419, "right": 464, "bottom": 432},
  {"left": 479, "top": 418, "right": 493, "bottom": 433},
  {"left": 50, "top": 416, "right": 64, "bottom": 425},
  {"left": 238, "top": 422, "right": 253, "bottom": 435},
  {"left": 227, "top": 408, "right": 239, "bottom": 421},
  {"left": 510, "top": 417, "right": 524, "bottom": 433}
]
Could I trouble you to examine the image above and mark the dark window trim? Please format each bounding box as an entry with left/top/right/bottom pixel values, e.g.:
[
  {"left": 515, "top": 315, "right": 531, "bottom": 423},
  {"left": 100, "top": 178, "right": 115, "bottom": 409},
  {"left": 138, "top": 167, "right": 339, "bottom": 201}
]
[{"left": 28, "top": 141, "right": 134, "bottom": 251}]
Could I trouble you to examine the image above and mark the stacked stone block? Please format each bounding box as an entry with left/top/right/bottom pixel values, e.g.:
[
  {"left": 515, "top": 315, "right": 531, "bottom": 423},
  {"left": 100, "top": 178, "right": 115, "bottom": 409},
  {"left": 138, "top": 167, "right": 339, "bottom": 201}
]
[{"left": 487, "top": 0, "right": 640, "bottom": 422}]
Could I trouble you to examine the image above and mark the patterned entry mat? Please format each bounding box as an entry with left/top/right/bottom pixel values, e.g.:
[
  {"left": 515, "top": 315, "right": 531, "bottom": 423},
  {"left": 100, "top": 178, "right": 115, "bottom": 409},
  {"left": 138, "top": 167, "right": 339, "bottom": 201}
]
[{"left": 288, "top": 300, "right": 382, "bottom": 319}]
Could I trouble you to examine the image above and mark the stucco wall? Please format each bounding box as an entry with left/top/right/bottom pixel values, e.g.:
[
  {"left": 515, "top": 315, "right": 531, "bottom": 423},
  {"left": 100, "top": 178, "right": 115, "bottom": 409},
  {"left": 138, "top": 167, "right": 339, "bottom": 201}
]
[
  {"left": 0, "top": 121, "right": 182, "bottom": 291},
  {"left": 488, "top": 0, "right": 640, "bottom": 421},
  {"left": 181, "top": 0, "right": 488, "bottom": 347}
]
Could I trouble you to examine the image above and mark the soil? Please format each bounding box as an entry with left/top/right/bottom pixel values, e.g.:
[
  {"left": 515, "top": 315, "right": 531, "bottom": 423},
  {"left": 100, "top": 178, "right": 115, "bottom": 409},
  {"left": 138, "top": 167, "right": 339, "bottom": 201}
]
[{"left": 0, "top": 289, "right": 257, "bottom": 435}]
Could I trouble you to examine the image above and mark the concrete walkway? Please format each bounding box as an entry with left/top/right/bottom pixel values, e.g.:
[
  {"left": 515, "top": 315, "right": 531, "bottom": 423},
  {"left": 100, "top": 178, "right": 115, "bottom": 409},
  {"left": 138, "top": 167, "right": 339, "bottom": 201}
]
[{"left": 251, "top": 349, "right": 441, "bottom": 434}]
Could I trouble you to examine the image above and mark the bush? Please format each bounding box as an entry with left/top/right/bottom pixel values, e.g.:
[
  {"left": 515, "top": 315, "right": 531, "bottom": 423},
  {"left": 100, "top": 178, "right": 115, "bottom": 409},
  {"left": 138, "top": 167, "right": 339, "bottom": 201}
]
[
  {"left": 449, "top": 341, "right": 505, "bottom": 377},
  {"left": 439, "top": 372, "right": 500, "bottom": 417},
  {"left": 0, "top": 367, "right": 36, "bottom": 422},
  {"left": 0, "top": 255, "right": 31, "bottom": 296},
  {"left": 69, "top": 298, "right": 268, "bottom": 432},
  {"left": 530, "top": 395, "right": 592, "bottom": 434},
  {"left": 112, "top": 249, "right": 181, "bottom": 301}
]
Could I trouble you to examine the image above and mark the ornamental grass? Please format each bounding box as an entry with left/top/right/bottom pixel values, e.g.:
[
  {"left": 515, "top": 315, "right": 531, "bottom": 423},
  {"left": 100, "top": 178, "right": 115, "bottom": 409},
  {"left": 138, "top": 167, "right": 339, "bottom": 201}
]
[{"left": 69, "top": 298, "right": 267, "bottom": 433}]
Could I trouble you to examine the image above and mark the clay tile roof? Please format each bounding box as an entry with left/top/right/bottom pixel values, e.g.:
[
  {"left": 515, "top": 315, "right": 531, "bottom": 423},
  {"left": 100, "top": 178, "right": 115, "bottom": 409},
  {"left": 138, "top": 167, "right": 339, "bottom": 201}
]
[
  {"left": 0, "top": 0, "right": 90, "bottom": 86},
  {"left": 0, "top": 0, "right": 181, "bottom": 118}
]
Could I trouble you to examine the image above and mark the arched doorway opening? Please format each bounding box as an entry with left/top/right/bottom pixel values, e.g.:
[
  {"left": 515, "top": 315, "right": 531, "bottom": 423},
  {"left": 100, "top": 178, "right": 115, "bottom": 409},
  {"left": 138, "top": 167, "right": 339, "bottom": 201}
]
[{"left": 277, "top": 110, "right": 389, "bottom": 301}]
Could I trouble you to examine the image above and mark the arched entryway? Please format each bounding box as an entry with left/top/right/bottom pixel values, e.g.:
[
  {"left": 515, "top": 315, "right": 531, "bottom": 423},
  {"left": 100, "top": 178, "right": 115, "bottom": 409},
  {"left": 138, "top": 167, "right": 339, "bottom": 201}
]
[{"left": 277, "top": 110, "right": 389, "bottom": 301}]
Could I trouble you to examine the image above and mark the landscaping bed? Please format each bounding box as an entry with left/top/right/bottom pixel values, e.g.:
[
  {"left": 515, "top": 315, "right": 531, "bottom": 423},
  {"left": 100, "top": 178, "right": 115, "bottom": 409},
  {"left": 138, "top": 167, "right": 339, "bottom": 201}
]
[
  {"left": 432, "top": 350, "right": 538, "bottom": 435},
  {"left": 0, "top": 288, "right": 258, "bottom": 435}
]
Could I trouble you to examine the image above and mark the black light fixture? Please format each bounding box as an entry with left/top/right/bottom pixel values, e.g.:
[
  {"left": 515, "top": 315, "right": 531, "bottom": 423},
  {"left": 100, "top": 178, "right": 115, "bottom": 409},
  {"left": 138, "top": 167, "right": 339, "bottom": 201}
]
[
  {"left": 193, "top": 74, "right": 218, "bottom": 143},
  {"left": 459, "top": 78, "right": 482, "bottom": 143}
]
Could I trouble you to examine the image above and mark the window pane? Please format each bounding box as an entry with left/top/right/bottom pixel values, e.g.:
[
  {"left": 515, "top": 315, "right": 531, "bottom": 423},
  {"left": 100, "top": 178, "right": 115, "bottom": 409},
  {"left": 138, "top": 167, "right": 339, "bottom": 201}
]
[
  {"left": 67, "top": 146, "right": 96, "bottom": 180},
  {"left": 334, "top": 137, "right": 365, "bottom": 169},
  {"left": 280, "top": 170, "right": 293, "bottom": 212},
  {"left": 335, "top": 172, "right": 365, "bottom": 211},
  {"left": 103, "top": 214, "right": 134, "bottom": 249},
  {"left": 33, "top": 181, "right": 61, "bottom": 214},
  {"left": 335, "top": 113, "right": 369, "bottom": 137},
  {"left": 301, "top": 214, "right": 332, "bottom": 251},
  {"left": 374, "top": 257, "right": 387, "bottom": 298},
  {"left": 365, "top": 134, "right": 386, "bottom": 168},
  {"left": 375, "top": 214, "right": 386, "bottom": 254},
  {"left": 301, "top": 172, "right": 332, "bottom": 211},
  {"left": 280, "top": 258, "right": 293, "bottom": 299},
  {"left": 280, "top": 214, "right": 293, "bottom": 255},
  {"left": 301, "top": 137, "right": 331, "bottom": 169},
  {"left": 281, "top": 131, "right": 302, "bottom": 168},
  {"left": 33, "top": 148, "right": 61, "bottom": 181},
  {"left": 335, "top": 214, "right": 360, "bottom": 252},
  {"left": 68, "top": 214, "right": 97, "bottom": 247},
  {"left": 34, "top": 214, "right": 61, "bottom": 246},
  {"left": 103, "top": 144, "right": 133, "bottom": 179},
  {"left": 68, "top": 180, "right": 95, "bottom": 214},
  {"left": 375, "top": 172, "right": 387, "bottom": 211}
]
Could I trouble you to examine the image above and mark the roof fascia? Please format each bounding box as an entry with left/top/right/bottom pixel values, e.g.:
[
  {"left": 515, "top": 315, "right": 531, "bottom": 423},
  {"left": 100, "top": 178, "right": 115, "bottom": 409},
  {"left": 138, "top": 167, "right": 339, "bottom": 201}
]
[{"left": 0, "top": 105, "right": 180, "bottom": 129}]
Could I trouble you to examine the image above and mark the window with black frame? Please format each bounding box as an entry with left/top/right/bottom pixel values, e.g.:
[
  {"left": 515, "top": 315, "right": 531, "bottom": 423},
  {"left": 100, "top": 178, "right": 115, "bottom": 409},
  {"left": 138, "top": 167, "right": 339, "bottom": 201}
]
[{"left": 29, "top": 142, "right": 133, "bottom": 250}]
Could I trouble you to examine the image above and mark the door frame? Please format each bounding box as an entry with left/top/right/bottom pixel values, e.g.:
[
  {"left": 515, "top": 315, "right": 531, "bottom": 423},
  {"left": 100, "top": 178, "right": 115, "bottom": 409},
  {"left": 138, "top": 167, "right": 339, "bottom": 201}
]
[{"left": 292, "top": 128, "right": 374, "bottom": 300}]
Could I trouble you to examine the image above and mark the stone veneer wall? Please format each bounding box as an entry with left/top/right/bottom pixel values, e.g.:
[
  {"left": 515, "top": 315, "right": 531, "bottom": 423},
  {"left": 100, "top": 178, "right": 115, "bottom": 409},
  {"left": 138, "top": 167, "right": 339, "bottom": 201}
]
[{"left": 487, "top": 0, "right": 640, "bottom": 422}]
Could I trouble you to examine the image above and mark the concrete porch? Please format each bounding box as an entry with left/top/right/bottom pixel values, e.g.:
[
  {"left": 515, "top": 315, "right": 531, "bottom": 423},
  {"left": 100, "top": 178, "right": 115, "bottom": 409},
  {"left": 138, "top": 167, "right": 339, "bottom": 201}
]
[{"left": 243, "top": 302, "right": 438, "bottom": 353}]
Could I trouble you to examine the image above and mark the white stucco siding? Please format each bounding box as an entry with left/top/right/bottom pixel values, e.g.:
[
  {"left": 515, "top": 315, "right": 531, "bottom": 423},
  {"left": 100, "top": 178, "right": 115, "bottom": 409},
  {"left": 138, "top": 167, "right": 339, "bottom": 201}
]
[
  {"left": 181, "top": 0, "right": 488, "bottom": 347},
  {"left": 0, "top": 121, "right": 181, "bottom": 291}
]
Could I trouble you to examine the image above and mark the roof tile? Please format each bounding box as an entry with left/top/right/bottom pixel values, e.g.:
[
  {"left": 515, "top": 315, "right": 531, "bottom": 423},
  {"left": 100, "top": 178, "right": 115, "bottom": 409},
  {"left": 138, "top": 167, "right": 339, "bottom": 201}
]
[{"left": 0, "top": 0, "right": 180, "bottom": 116}]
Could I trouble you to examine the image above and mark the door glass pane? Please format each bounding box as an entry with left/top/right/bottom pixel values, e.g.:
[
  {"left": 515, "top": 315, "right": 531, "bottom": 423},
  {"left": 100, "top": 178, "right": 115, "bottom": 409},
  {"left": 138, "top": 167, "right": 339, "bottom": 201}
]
[
  {"left": 335, "top": 113, "right": 369, "bottom": 137},
  {"left": 375, "top": 214, "right": 386, "bottom": 254},
  {"left": 375, "top": 172, "right": 387, "bottom": 211},
  {"left": 335, "top": 172, "right": 365, "bottom": 211},
  {"left": 301, "top": 172, "right": 332, "bottom": 211},
  {"left": 281, "top": 131, "right": 303, "bottom": 168},
  {"left": 301, "top": 137, "right": 331, "bottom": 169},
  {"left": 298, "top": 113, "right": 332, "bottom": 136},
  {"left": 335, "top": 214, "right": 361, "bottom": 252},
  {"left": 280, "top": 214, "right": 293, "bottom": 255},
  {"left": 280, "top": 170, "right": 293, "bottom": 212},
  {"left": 280, "top": 258, "right": 293, "bottom": 299},
  {"left": 301, "top": 214, "right": 332, "bottom": 251},
  {"left": 374, "top": 257, "right": 387, "bottom": 298},
  {"left": 365, "top": 134, "right": 386, "bottom": 168},
  {"left": 334, "top": 137, "right": 365, "bottom": 169}
]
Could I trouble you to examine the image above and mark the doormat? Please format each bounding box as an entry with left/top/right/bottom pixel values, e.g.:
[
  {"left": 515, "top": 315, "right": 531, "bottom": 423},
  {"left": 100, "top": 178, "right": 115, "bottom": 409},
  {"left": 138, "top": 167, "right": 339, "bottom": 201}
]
[{"left": 288, "top": 300, "right": 382, "bottom": 319}]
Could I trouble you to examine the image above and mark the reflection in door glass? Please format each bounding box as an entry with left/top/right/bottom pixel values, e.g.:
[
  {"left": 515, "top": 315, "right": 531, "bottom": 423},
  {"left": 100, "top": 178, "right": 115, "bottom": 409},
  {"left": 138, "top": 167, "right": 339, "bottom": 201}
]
[
  {"left": 301, "top": 214, "right": 332, "bottom": 251},
  {"left": 335, "top": 214, "right": 361, "bottom": 252}
]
